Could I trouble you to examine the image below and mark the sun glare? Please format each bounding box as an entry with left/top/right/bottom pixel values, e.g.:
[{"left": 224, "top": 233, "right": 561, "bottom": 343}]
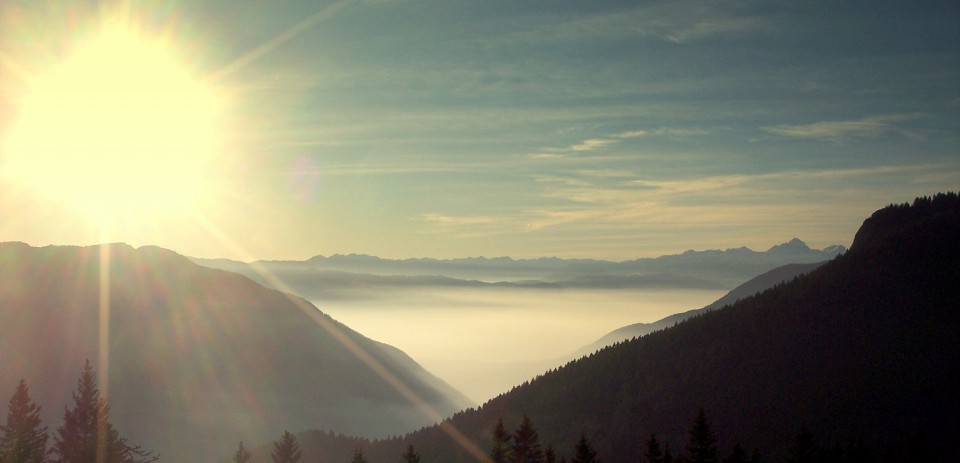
[{"left": 2, "top": 21, "right": 223, "bottom": 221}]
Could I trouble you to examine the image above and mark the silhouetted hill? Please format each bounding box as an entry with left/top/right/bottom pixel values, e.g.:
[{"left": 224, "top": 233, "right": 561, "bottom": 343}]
[
  {"left": 0, "top": 243, "right": 471, "bottom": 463},
  {"left": 294, "top": 193, "right": 958, "bottom": 462},
  {"left": 575, "top": 262, "right": 828, "bottom": 356}
]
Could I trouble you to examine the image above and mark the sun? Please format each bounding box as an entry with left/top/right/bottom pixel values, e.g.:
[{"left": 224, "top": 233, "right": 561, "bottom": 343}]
[{"left": 2, "top": 20, "right": 223, "bottom": 221}]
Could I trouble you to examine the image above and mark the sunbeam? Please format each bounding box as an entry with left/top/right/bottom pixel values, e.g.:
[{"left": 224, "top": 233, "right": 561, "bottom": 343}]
[{"left": 207, "top": 0, "right": 352, "bottom": 83}]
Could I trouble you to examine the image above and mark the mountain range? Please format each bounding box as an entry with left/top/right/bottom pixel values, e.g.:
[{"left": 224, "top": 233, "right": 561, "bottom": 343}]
[
  {"left": 267, "top": 193, "right": 959, "bottom": 462},
  {"left": 192, "top": 238, "right": 845, "bottom": 301},
  {"left": 0, "top": 243, "right": 471, "bottom": 463}
]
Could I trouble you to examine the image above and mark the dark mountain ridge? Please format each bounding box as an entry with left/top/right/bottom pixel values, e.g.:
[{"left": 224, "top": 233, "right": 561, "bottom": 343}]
[
  {"left": 0, "top": 242, "right": 471, "bottom": 463},
  {"left": 284, "top": 193, "right": 959, "bottom": 462},
  {"left": 576, "top": 261, "right": 828, "bottom": 356}
]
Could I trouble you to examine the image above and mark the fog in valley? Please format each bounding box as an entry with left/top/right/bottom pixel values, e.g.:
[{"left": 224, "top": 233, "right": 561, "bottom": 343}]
[
  {"left": 311, "top": 286, "right": 725, "bottom": 403},
  {"left": 194, "top": 240, "right": 843, "bottom": 404}
]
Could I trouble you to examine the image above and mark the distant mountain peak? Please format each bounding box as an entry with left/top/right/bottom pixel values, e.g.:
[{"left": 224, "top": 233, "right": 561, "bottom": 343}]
[{"left": 766, "top": 238, "right": 809, "bottom": 253}]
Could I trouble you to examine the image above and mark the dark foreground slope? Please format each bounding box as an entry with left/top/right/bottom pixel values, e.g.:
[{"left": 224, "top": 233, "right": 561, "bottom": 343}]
[
  {"left": 311, "top": 193, "right": 959, "bottom": 462},
  {"left": 0, "top": 243, "right": 471, "bottom": 463},
  {"left": 577, "top": 261, "right": 828, "bottom": 356}
]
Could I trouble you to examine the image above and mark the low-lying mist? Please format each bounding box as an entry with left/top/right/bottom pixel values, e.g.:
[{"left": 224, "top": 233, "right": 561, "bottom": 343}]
[{"left": 312, "top": 286, "right": 724, "bottom": 404}]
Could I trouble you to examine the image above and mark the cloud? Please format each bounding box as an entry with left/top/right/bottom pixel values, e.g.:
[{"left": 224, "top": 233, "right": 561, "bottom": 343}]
[
  {"left": 528, "top": 128, "right": 651, "bottom": 159},
  {"left": 419, "top": 213, "right": 498, "bottom": 226},
  {"left": 528, "top": 125, "right": 713, "bottom": 160},
  {"left": 417, "top": 213, "right": 506, "bottom": 239},
  {"left": 660, "top": 17, "right": 766, "bottom": 44},
  {"left": 527, "top": 135, "right": 625, "bottom": 159},
  {"left": 405, "top": 161, "right": 958, "bottom": 258},
  {"left": 649, "top": 127, "right": 712, "bottom": 138},
  {"left": 524, "top": 162, "right": 959, "bottom": 241},
  {"left": 576, "top": 169, "right": 636, "bottom": 178},
  {"left": 528, "top": 153, "right": 567, "bottom": 160},
  {"left": 570, "top": 138, "right": 618, "bottom": 152},
  {"left": 762, "top": 114, "right": 923, "bottom": 141},
  {"left": 616, "top": 130, "right": 648, "bottom": 139},
  {"left": 506, "top": 1, "right": 769, "bottom": 45}
]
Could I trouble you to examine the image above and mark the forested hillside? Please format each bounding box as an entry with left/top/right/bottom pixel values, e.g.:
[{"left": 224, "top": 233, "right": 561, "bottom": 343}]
[{"left": 577, "top": 261, "right": 828, "bottom": 356}]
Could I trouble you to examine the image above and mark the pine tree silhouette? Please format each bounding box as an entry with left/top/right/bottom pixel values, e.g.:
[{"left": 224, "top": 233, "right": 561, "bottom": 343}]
[
  {"left": 544, "top": 445, "right": 557, "bottom": 463},
  {"left": 663, "top": 443, "right": 673, "bottom": 463},
  {"left": 723, "top": 443, "right": 748, "bottom": 463},
  {"left": 786, "top": 425, "right": 816, "bottom": 463},
  {"left": 271, "top": 431, "right": 302, "bottom": 463},
  {"left": 348, "top": 447, "right": 367, "bottom": 463},
  {"left": 510, "top": 416, "right": 544, "bottom": 463},
  {"left": 51, "top": 361, "right": 156, "bottom": 463},
  {"left": 685, "top": 408, "right": 717, "bottom": 463},
  {"left": 0, "top": 380, "right": 48, "bottom": 463},
  {"left": 232, "top": 441, "right": 251, "bottom": 463},
  {"left": 644, "top": 434, "right": 663, "bottom": 463},
  {"left": 402, "top": 444, "right": 421, "bottom": 463},
  {"left": 570, "top": 434, "right": 598, "bottom": 463},
  {"left": 490, "top": 419, "right": 511, "bottom": 463}
]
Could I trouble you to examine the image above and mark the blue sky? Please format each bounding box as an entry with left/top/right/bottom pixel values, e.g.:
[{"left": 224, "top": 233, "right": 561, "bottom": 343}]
[{"left": 1, "top": 0, "right": 957, "bottom": 259}]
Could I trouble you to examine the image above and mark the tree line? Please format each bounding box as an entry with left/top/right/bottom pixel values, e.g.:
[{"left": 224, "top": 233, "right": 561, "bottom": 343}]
[
  {"left": 2, "top": 363, "right": 929, "bottom": 463},
  {"left": 233, "top": 432, "right": 423, "bottom": 463},
  {"left": 244, "top": 407, "right": 928, "bottom": 463}
]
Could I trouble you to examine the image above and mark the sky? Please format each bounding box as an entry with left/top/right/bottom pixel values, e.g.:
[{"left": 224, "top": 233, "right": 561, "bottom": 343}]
[{"left": 0, "top": 0, "right": 957, "bottom": 261}]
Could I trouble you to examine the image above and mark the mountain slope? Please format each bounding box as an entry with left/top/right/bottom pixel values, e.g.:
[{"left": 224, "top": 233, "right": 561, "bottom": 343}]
[
  {"left": 301, "top": 193, "right": 959, "bottom": 462},
  {"left": 576, "top": 261, "right": 828, "bottom": 356},
  {"left": 0, "top": 243, "right": 471, "bottom": 463}
]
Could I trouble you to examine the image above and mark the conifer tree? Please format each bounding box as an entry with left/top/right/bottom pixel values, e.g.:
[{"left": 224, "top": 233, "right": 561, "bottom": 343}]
[
  {"left": 51, "top": 361, "right": 156, "bottom": 463},
  {"left": 348, "top": 447, "right": 367, "bottom": 463},
  {"left": 569, "top": 434, "right": 598, "bottom": 463},
  {"left": 685, "top": 408, "right": 717, "bottom": 463},
  {"left": 402, "top": 444, "right": 420, "bottom": 463},
  {"left": 786, "top": 425, "right": 816, "bottom": 463},
  {"left": 0, "top": 380, "right": 48, "bottom": 463},
  {"left": 490, "top": 419, "right": 511, "bottom": 463},
  {"left": 271, "top": 431, "right": 302, "bottom": 463},
  {"left": 232, "top": 441, "right": 251, "bottom": 463},
  {"left": 723, "top": 443, "right": 747, "bottom": 463},
  {"left": 644, "top": 434, "right": 663, "bottom": 463},
  {"left": 510, "top": 416, "right": 544, "bottom": 463},
  {"left": 544, "top": 445, "right": 557, "bottom": 463},
  {"left": 662, "top": 443, "right": 673, "bottom": 463}
]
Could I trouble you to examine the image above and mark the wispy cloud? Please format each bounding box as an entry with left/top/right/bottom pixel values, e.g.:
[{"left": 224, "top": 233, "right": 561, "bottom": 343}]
[
  {"left": 648, "top": 127, "right": 712, "bottom": 138},
  {"left": 762, "top": 114, "right": 924, "bottom": 141},
  {"left": 616, "top": 130, "right": 648, "bottom": 139},
  {"left": 570, "top": 138, "right": 618, "bottom": 152},
  {"left": 522, "top": 162, "right": 958, "bottom": 244},
  {"left": 576, "top": 169, "right": 636, "bottom": 178},
  {"left": 403, "top": 161, "right": 957, "bottom": 258},
  {"left": 659, "top": 17, "right": 766, "bottom": 44},
  {"left": 530, "top": 126, "right": 709, "bottom": 159},
  {"left": 509, "top": 1, "right": 770, "bottom": 45},
  {"left": 416, "top": 213, "right": 506, "bottom": 239},
  {"left": 528, "top": 153, "right": 567, "bottom": 160}
]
